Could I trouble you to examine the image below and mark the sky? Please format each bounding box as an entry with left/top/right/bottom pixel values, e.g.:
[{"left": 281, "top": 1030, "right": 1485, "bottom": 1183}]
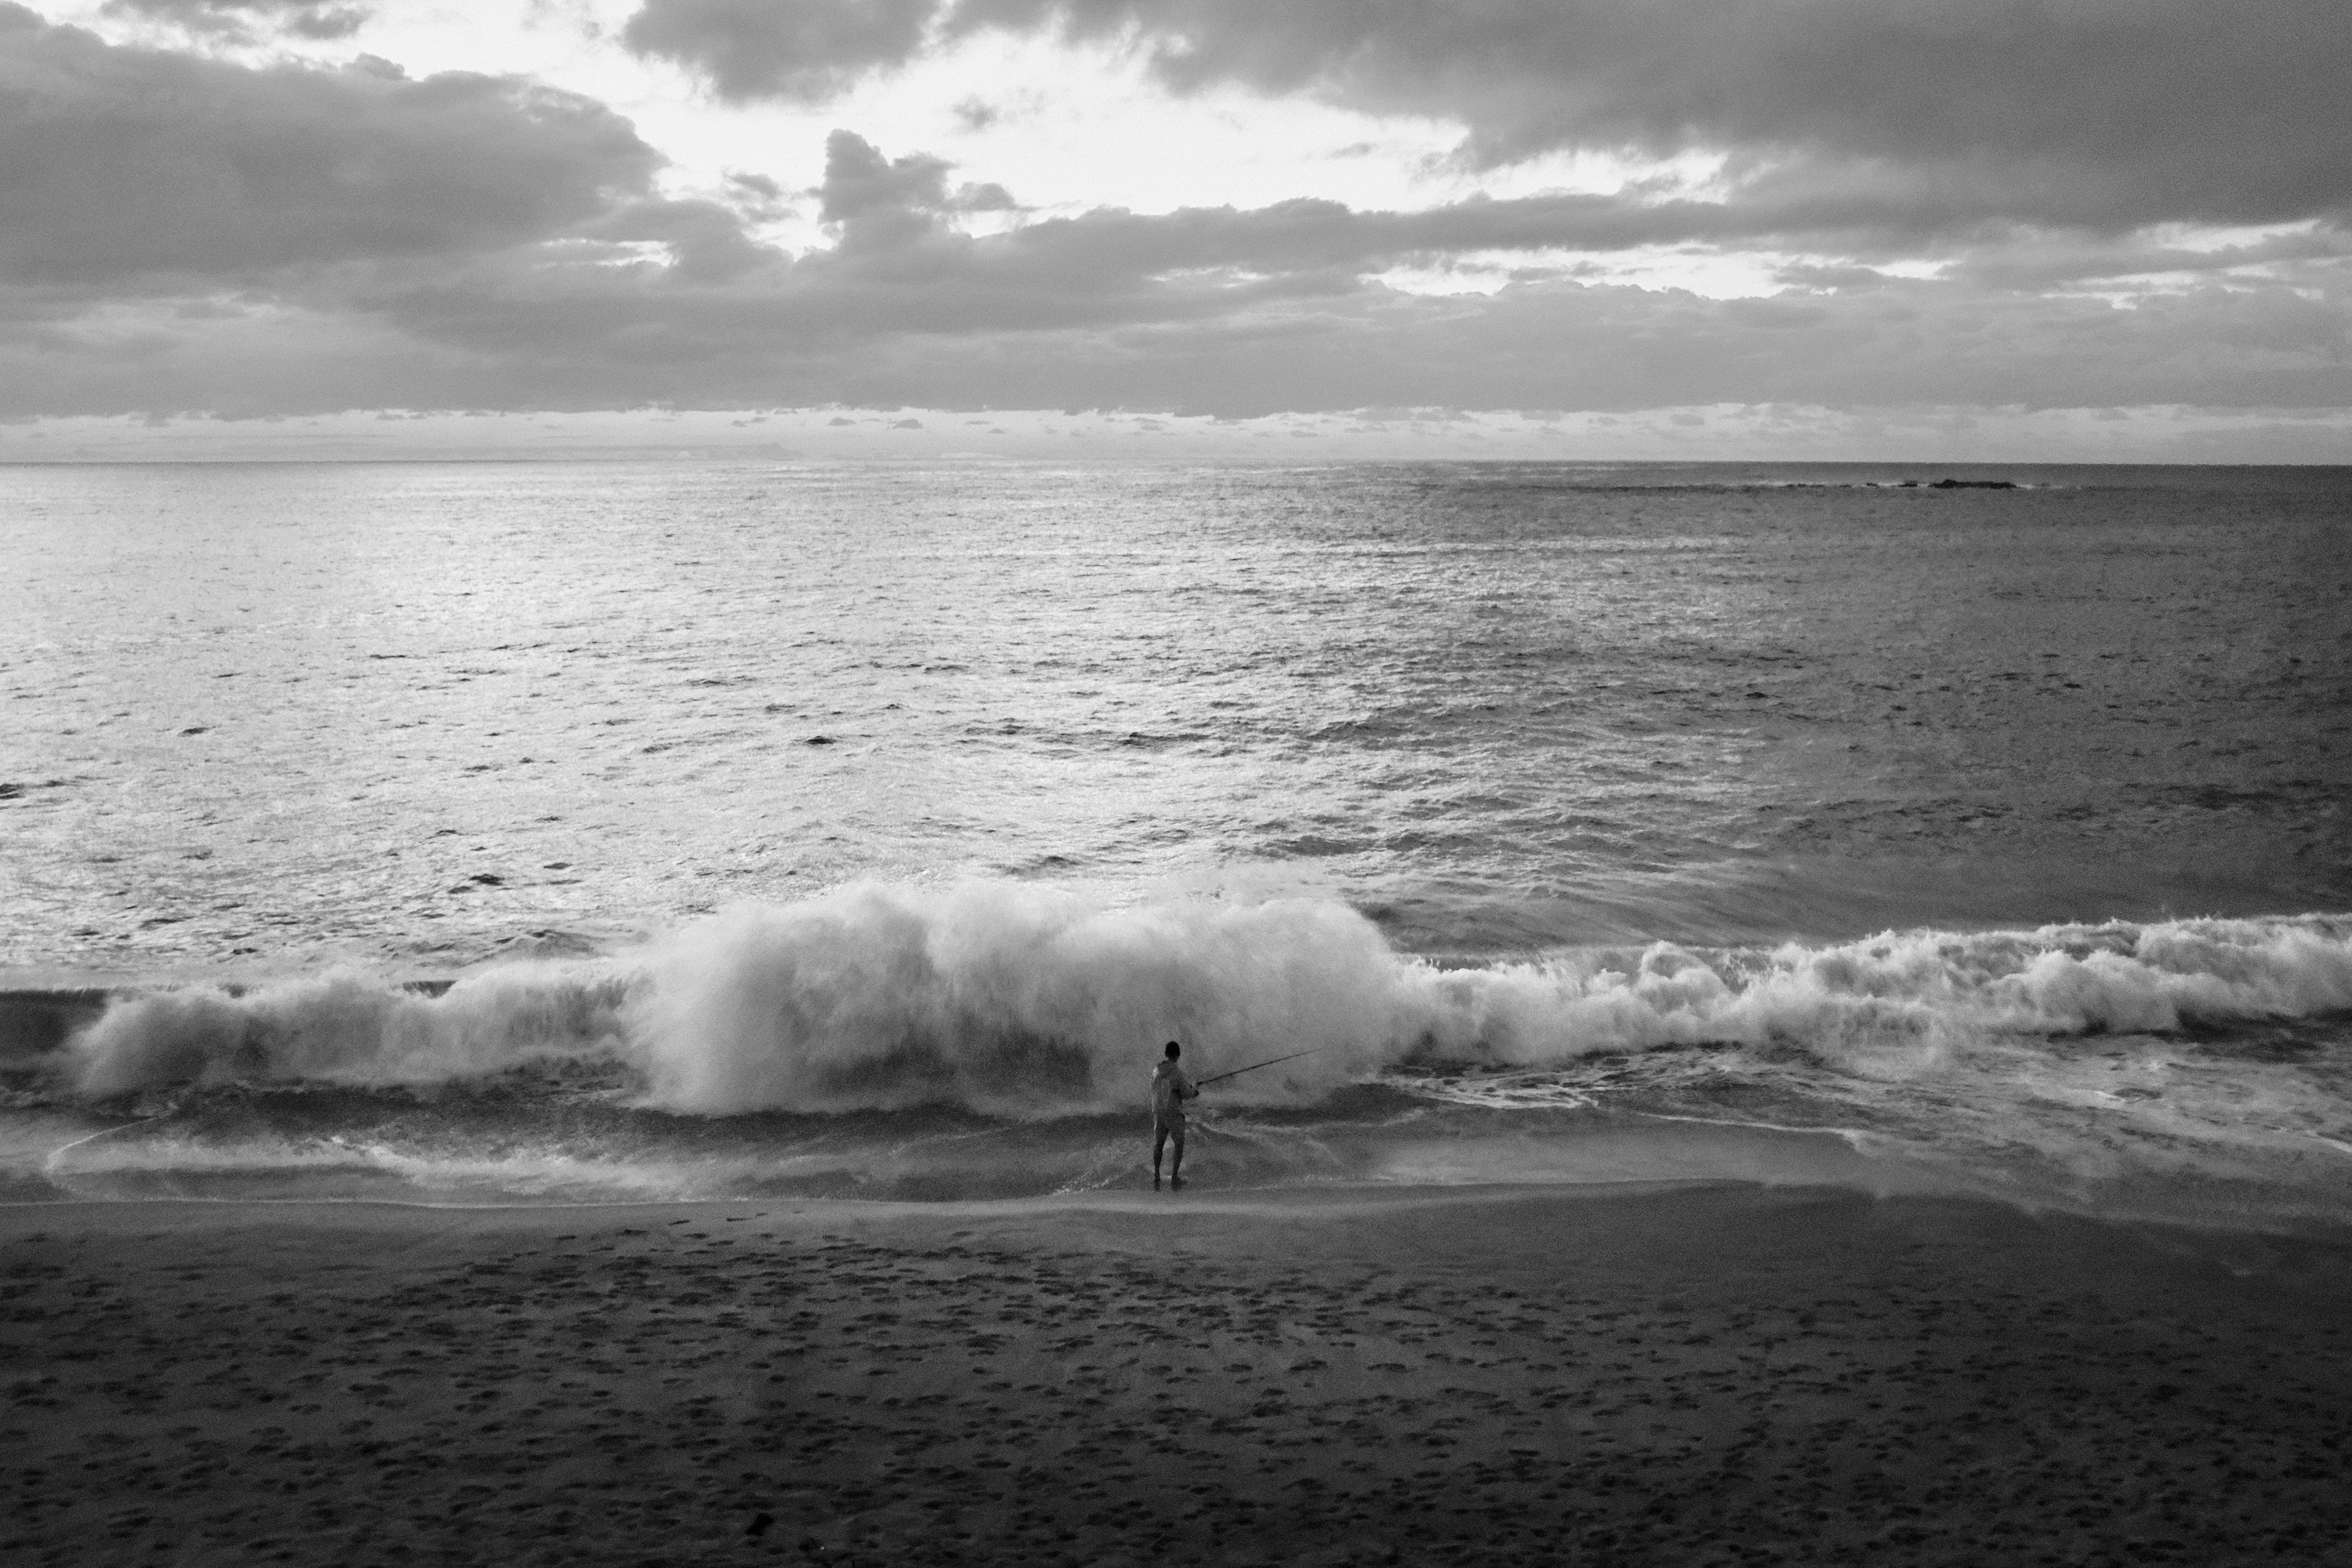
[{"left": 2, "top": 0, "right": 2348, "bottom": 460}]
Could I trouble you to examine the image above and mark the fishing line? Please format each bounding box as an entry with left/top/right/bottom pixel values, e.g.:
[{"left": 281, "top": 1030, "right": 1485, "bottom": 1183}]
[{"left": 1196, "top": 1047, "right": 1324, "bottom": 1087}]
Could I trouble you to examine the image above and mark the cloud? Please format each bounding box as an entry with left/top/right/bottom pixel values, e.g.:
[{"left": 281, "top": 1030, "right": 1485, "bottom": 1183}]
[
  {"left": 811, "top": 128, "right": 1014, "bottom": 244},
  {"left": 101, "top": 0, "right": 371, "bottom": 42},
  {"left": 0, "top": 5, "right": 662, "bottom": 285},
  {"left": 620, "top": 0, "right": 934, "bottom": 101},
  {"left": 591, "top": 194, "right": 784, "bottom": 281},
  {"left": 817, "top": 127, "right": 956, "bottom": 226},
  {"left": 0, "top": 7, "right": 2343, "bottom": 437},
  {"left": 723, "top": 169, "right": 795, "bottom": 220},
  {"left": 24, "top": 125, "right": 2318, "bottom": 423},
  {"left": 356, "top": 258, "right": 2347, "bottom": 420},
  {"left": 620, "top": 0, "right": 2352, "bottom": 232},
  {"left": 26, "top": 238, "right": 2332, "bottom": 424}
]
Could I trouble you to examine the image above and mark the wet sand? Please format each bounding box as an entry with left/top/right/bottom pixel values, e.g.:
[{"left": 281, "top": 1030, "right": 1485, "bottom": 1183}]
[{"left": 5, "top": 1183, "right": 2350, "bottom": 1566}]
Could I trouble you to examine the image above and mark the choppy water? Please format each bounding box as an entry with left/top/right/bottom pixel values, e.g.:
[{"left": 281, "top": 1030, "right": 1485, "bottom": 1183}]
[{"left": 4, "top": 460, "right": 2349, "bottom": 1221}]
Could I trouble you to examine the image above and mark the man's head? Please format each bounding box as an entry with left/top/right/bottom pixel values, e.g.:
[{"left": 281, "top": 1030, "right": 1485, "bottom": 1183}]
[{"left": 1164, "top": 1040, "right": 1181, "bottom": 1059}]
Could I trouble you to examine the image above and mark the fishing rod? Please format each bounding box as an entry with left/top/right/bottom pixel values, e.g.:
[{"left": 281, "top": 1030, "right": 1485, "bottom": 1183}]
[{"left": 1195, "top": 1047, "right": 1323, "bottom": 1087}]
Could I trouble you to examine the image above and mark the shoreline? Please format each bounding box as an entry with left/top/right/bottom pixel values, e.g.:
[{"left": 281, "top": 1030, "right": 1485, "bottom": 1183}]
[
  {"left": 8, "top": 1183, "right": 2350, "bottom": 1565},
  {"left": 13, "top": 1172, "right": 2352, "bottom": 1239}
]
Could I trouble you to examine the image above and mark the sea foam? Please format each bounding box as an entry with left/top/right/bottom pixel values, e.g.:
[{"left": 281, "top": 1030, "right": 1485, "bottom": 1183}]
[
  {"left": 71, "top": 966, "right": 632, "bottom": 1098},
  {"left": 626, "top": 881, "right": 1403, "bottom": 1113},
  {"left": 60, "top": 882, "right": 2352, "bottom": 1115}
]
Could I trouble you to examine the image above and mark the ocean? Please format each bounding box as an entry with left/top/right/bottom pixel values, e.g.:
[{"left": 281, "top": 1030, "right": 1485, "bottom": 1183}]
[{"left": 5, "top": 459, "right": 2348, "bottom": 1223}]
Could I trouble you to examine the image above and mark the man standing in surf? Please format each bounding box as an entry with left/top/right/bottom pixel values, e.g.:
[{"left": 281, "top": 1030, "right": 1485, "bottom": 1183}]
[{"left": 1151, "top": 1041, "right": 1199, "bottom": 1190}]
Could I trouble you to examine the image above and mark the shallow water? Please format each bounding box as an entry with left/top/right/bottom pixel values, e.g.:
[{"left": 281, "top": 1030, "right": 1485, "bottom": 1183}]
[{"left": 4, "top": 459, "right": 2348, "bottom": 1218}]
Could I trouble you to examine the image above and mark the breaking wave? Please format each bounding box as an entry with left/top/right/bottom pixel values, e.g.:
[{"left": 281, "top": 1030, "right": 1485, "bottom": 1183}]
[{"left": 52, "top": 883, "right": 2352, "bottom": 1115}]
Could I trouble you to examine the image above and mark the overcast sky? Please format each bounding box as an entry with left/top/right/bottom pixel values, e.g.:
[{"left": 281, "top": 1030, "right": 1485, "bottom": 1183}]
[{"left": 3, "top": 0, "right": 2347, "bottom": 458}]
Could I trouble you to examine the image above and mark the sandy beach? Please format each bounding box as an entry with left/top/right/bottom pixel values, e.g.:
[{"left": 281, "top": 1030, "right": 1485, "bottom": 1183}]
[{"left": 6, "top": 1183, "right": 2350, "bottom": 1566}]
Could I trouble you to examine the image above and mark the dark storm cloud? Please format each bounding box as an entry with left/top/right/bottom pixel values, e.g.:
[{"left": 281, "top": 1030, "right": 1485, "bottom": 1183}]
[
  {"left": 0, "top": 5, "right": 661, "bottom": 284},
  {"left": 622, "top": 0, "right": 2352, "bottom": 230},
  {"left": 101, "top": 0, "right": 371, "bottom": 42}
]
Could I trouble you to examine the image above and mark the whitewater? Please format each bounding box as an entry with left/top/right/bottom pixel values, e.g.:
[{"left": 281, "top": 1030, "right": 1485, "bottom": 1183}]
[{"left": 5, "top": 459, "right": 2348, "bottom": 1221}]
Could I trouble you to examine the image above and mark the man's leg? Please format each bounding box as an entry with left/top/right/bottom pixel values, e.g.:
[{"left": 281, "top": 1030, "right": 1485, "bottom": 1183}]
[
  {"left": 1169, "top": 1123, "right": 1186, "bottom": 1189},
  {"left": 1152, "top": 1123, "right": 1167, "bottom": 1189}
]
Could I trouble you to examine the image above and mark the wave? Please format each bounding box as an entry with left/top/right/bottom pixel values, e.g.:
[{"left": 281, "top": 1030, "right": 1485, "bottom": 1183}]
[
  {"left": 50, "top": 883, "right": 2352, "bottom": 1115},
  {"left": 1421, "top": 915, "right": 2352, "bottom": 1067},
  {"left": 67, "top": 967, "right": 634, "bottom": 1098}
]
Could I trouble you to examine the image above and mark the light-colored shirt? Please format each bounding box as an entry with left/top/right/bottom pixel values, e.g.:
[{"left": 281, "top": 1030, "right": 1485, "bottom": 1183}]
[{"left": 1151, "top": 1060, "right": 1198, "bottom": 1120}]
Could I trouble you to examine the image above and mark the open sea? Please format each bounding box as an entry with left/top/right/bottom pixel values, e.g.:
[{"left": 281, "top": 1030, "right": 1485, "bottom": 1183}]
[{"left": 4, "top": 459, "right": 2348, "bottom": 1223}]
